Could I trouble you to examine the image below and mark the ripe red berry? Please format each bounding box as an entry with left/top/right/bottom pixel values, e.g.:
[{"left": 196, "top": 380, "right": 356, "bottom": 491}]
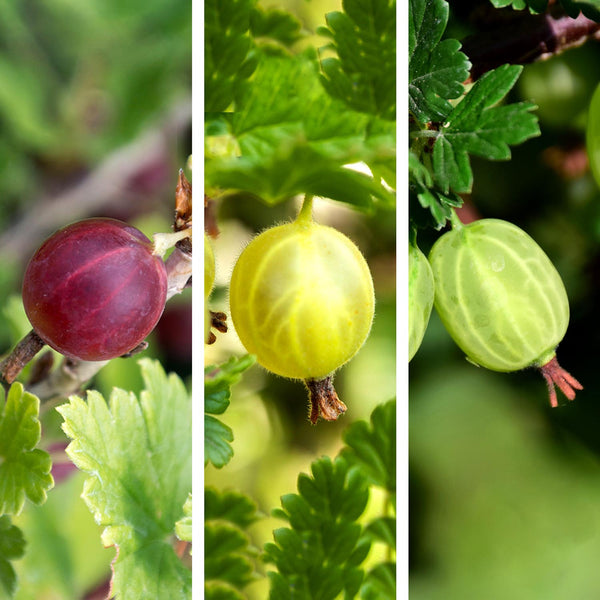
[{"left": 22, "top": 218, "right": 168, "bottom": 361}]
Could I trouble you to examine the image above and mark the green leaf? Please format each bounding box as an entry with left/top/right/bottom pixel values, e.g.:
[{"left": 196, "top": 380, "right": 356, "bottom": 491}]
[
  {"left": 205, "top": 0, "right": 257, "bottom": 112},
  {"left": 409, "top": 0, "right": 471, "bottom": 123},
  {"left": 175, "top": 494, "right": 192, "bottom": 544},
  {"left": 489, "top": 0, "right": 600, "bottom": 18},
  {"left": 488, "top": 0, "right": 529, "bottom": 9},
  {"left": 429, "top": 64, "right": 539, "bottom": 194},
  {"left": 0, "top": 516, "right": 25, "bottom": 598},
  {"left": 205, "top": 487, "right": 259, "bottom": 528},
  {"left": 319, "top": 0, "right": 396, "bottom": 120},
  {"left": 57, "top": 359, "right": 191, "bottom": 600},
  {"left": 205, "top": 355, "right": 255, "bottom": 415},
  {"left": 207, "top": 144, "right": 394, "bottom": 210},
  {"left": 250, "top": 5, "right": 304, "bottom": 46},
  {"left": 205, "top": 487, "right": 259, "bottom": 597},
  {"left": 205, "top": 355, "right": 255, "bottom": 468},
  {"left": 342, "top": 399, "right": 396, "bottom": 493},
  {"left": 0, "top": 383, "right": 53, "bottom": 516},
  {"left": 410, "top": 184, "right": 462, "bottom": 230},
  {"left": 205, "top": 417, "right": 234, "bottom": 469},
  {"left": 364, "top": 516, "right": 396, "bottom": 548},
  {"left": 265, "top": 456, "right": 370, "bottom": 600},
  {"left": 360, "top": 562, "right": 396, "bottom": 599},
  {"left": 205, "top": 581, "right": 247, "bottom": 600},
  {"left": 207, "top": 51, "right": 396, "bottom": 209}
]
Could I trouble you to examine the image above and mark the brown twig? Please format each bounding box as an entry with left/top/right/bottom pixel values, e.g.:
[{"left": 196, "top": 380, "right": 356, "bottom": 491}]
[
  {"left": 462, "top": 10, "right": 600, "bottom": 80},
  {"left": 0, "top": 330, "right": 46, "bottom": 385}
]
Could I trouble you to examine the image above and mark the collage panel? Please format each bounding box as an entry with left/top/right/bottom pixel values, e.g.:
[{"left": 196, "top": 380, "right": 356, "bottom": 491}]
[
  {"left": 0, "top": 1, "right": 192, "bottom": 598},
  {"left": 204, "top": 0, "right": 397, "bottom": 598},
  {"left": 410, "top": 1, "right": 600, "bottom": 598}
]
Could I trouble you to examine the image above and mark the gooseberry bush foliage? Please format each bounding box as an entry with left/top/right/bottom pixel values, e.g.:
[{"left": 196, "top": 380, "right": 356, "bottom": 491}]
[{"left": 205, "top": 0, "right": 396, "bottom": 598}]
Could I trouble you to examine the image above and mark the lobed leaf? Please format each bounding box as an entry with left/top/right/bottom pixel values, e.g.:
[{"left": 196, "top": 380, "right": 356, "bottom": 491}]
[
  {"left": 175, "top": 494, "right": 192, "bottom": 543},
  {"left": 265, "top": 456, "right": 370, "bottom": 600},
  {"left": 57, "top": 359, "right": 191, "bottom": 600},
  {"left": 409, "top": 150, "right": 463, "bottom": 230},
  {"left": 0, "top": 516, "right": 25, "bottom": 599},
  {"left": 409, "top": 0, "right": 471, "bottom": 123},
  {"left": 204, "top": 487, "right": 259, "bottom": 598},
  {"left": 342, "top": 399, "right": 396, "bottom": 494},
  {"left": 205, "top": 487, "right": 259, "bottom": 528},
  {"left": 205, "top": 355, "right": 255, "bottom": 469},
  {"left": 489, "top": 0, "right": 600, "bottom": 19},
  {"left": 205, "top": 0, "right": 257, "bottom": 112},
  {"left": 427, "top": 64, "right": 539, "bottom": 194},
  {"left": 363, "top": 516, "right": 396, "bottom": 549},
  {"left": 489, "top": 0, "right": 529, "bottom": 8},
  {"left": 319, "top": 0, "right": 396, "bottom": 120},
  {"left": 360, "top": 562, "right": 396, "bottom": 599},
  {"left": 206, "top": 50, "right": 396, "bottom": 209},
  {"left": 250, "top": 5, "right": 304, "bottom": 46},
  {"left": 205, "top": 582, "right": 247, "bottom": 600},
  {"left": 0, "top": 383, "right": 53, "bottom": 516},
  {"left": 205, "top": 355, "right": 256, "bottom": 415}
]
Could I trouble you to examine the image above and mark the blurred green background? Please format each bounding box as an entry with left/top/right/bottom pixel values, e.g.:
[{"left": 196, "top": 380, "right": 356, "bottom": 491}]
[
  {"left": 410, "top": 3, "right": 600, "bottom": 598},
  {"left": 0, "top": 1, "right": 191, "bottom": 597}
]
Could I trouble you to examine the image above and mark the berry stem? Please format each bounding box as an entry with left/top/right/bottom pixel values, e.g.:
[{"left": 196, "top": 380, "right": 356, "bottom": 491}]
[
  {"left": 152, "top": 228, "right": 192, "bottom": 258},
  {"left": 0, "top": 330, "right": 46, "bottom": 384},
  {"left": 539, "top": 355, "right": 583, "bottom": 408},
  {"left": 296, "top": 194, "right": 314, "bottom": 226},
  {"left": 304, "top": 376, "right": 347, "bottom": 424},
  {"left": 449, "top": 208, "right": 464, "bottom": 230}
]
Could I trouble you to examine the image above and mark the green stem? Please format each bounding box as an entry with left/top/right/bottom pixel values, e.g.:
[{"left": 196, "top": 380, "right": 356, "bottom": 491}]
[
  {"left": 449, "top": 209, "right": 464, "bottom": 230},
  {"left": 296, "top": 195, "right": 314, "bottom": 225}
]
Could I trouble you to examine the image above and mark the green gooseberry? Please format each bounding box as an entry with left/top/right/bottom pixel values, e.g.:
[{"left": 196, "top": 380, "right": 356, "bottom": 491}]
[
  {"left": 409, "top": 243, "right": 434, "bottom": 361},
  {"left": 429, "top": 218, "right": 582, "bottom": 407},
  {"left": 586, "top": 82, "right": 600, "bottom": 189}
]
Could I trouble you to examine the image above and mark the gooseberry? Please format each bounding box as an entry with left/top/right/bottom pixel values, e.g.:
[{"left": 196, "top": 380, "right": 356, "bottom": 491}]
[
  {"left": 519, "top": 48, "right": 597, "bottom": 129},
  {"left": 229, "top": 197, "right": 375, "bottom": 423},
  {"left": 428, "top": 217, "right": 582, "bottom": 406},
  {"left": 586, "top": 82, "right": 600, "bottom": 189},
  {"left": 22, "top": 218, "right": 168, "bottom": 361},
  {"left": 409, "top": 243, "right": 434, "bottom": 361}
]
